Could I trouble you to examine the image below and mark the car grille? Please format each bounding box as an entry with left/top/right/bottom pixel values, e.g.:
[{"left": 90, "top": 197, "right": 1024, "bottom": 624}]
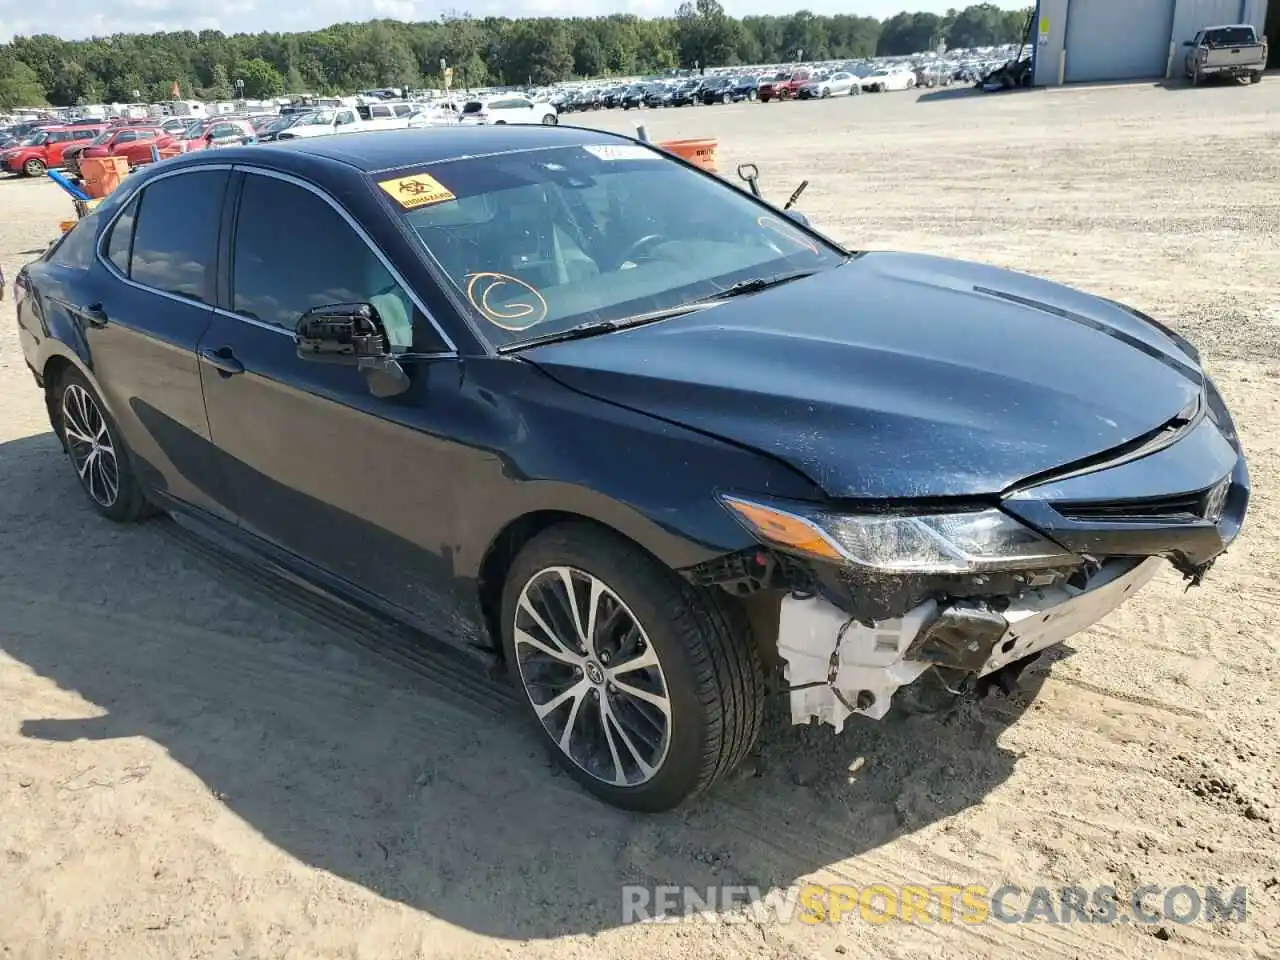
[{"left": 1055, "top": 479, "right": 1228, "bottom": 524}]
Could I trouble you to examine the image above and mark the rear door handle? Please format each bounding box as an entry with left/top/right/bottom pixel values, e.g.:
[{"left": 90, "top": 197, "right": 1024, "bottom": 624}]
[
  {"left": 80, "top": 302, "right": 109, "bottom": 327},
  {"left": 199, "top": 346, "right": 245, "bottom": 376}
]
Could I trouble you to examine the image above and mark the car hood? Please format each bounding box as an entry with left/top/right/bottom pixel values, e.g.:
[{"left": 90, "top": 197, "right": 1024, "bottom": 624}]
[{"left": 522, "top": 251, "right": 1205, "bottom": 499}]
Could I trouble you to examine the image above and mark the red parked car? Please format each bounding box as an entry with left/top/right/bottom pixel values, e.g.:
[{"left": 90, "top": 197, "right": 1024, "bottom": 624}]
[
  {"left": 1, "top": 124, "right": 106, "bottom": 177},
  {"left": 757, "top": 68, "right": 813, "bottom": 103},
  {"left": 78, "top": 126, "right": 177, "bottom": 171}
]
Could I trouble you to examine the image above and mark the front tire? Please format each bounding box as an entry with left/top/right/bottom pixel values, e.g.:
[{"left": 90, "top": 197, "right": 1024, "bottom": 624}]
[
  {"left": 55, "top": 368, "right": 150, "bottom": 522},
  {"left": 501, "top": 523, "right": 764, "bottom": 812},
  {"left": 23, "top": 157, "right": 46, "bottom": 177}
]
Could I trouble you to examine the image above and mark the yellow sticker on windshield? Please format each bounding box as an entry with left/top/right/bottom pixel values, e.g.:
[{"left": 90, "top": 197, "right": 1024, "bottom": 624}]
[{"left": 378, "top": 172, "right": 456, "bottom": 209}]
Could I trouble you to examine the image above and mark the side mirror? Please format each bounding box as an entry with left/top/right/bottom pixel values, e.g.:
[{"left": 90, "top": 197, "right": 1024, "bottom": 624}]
[
  {"left": 297, "top": 302, "right": 388, "bottom": 359},
  {"left": 1183, "top": 40, "right": 1195, "bottom": 47},
  {"left": 295, "top": 302, "right": 410, "bottom": 398}
]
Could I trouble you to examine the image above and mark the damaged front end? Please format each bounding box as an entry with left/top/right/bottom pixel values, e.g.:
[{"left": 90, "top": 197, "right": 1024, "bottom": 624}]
[{"left": 687, "top": 429, "right": 1248, "bottom": 729}]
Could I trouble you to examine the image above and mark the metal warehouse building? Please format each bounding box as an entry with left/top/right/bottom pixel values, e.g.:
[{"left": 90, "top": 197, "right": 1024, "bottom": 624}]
[{"left": 1031, "top": 0, "right": 1271, "bottom": 85}]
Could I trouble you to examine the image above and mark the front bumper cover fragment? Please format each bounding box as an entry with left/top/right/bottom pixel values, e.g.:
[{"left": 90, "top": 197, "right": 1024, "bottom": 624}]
[{"left": 777, "top": 556, "right": 1164, "bottom": 729}]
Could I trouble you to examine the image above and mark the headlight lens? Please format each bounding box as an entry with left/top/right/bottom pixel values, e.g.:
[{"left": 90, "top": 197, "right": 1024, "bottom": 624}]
[{"left": 720, "top": 495, "right": 1079, "bottom": 574}]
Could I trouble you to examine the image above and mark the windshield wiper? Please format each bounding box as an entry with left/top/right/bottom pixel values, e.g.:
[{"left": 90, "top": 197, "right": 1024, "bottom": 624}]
[
  {"left": 499, "top": 269, "right": 821, "bottom": 353},
  {"left": 499, "top": 302, "right": 717, "bottom": 352},
  {"left": 696, "top": 268, "right": 821, "bottom": 303}
]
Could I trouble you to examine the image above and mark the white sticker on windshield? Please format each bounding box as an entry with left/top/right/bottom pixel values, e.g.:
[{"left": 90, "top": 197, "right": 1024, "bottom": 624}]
[{"left": 583, "top": 144, "right": 659, "bottom": 161}]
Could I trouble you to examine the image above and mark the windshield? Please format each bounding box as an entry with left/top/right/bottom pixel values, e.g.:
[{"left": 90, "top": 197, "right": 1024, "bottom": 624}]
[
  {"left": 297, "top": 111, "right": 335, "bottom": 126},
  {"left": 1203, "top": 26, "right": 1256, "bottom": 45},
  {"left": 27, "top": 131, "right": 49, "bottom": 146},
  {"left": 385, "top": 143, "right": 844, "bottom": 349},
  {"left": 88, "top": 130, "right": 113, "bottom": 145}
]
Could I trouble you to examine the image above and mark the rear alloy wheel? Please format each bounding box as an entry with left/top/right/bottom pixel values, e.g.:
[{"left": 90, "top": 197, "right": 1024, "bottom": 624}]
[
  {"left": 502, "top": 524, "right": 764, "bottom": 811},
  {"left": 23, "top": 157, "right": 46, "bottom": 177},
  {"left": 542, "top": 113, "right": 558, "bottom": 125},
  {"left": 56, "top": 369, "right": 150, "bottom": 522}
]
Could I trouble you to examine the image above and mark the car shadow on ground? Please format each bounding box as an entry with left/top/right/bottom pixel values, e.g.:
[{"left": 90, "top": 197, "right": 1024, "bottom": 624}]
[
  {"left": 915, "top": 86, "right": 991, "bottom": 103},
  {"left": 0, "top": 429, "right": 1051, "bottom": 939}
]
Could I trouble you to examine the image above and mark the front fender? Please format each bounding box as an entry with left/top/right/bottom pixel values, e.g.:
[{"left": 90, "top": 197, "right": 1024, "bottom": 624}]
[{"left": 450, "top": 357, "right": 829, "bottom": 579}]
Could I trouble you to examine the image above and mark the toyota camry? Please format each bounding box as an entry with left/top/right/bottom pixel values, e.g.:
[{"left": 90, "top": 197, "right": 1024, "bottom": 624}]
[{"left": 12, "top": 127, "right": 1249, "bottom": 811}]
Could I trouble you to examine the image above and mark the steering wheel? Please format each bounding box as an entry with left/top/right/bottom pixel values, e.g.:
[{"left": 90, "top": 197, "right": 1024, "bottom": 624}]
[{"left": 619, "top": 233, "right": 667, "bottom": 264}]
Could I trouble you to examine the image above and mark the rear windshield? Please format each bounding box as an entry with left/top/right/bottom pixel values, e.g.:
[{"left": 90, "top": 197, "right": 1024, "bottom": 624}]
[
  {"left": 1203, "top": 27, "right": 1256, "bottom": 45},
  {"left": 381, "top": 143, "right": 844, "bottom": 349}
]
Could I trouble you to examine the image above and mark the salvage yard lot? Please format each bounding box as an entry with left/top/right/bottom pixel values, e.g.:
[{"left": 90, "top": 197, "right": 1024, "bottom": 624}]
[{"left": 1, "top": 82, "right": 1278, "bottom": 960}]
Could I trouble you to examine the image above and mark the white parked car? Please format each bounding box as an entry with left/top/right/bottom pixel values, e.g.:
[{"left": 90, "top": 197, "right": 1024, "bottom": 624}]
[
  {"left": 860, "top": 67, "right": 917, "bottom": 92},
  {"left": 798, "top": 71, "right": 859, "bottom": 99},
  {"left": 457, "top": 95, "right": 558, "bottom": 126},
  {"left": 274, "top": 106, "right": 411, "bottom": 140}
]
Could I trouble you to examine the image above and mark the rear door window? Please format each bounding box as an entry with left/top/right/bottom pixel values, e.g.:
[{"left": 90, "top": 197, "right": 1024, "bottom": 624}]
[{"left": 127, "top": 170, "right": 228, "bottom": 301}]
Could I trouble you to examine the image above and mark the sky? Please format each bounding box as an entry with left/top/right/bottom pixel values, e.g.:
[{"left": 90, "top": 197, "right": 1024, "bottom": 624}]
[{"left": 0, "top": 0, "right": 1028, "bottom": 44}]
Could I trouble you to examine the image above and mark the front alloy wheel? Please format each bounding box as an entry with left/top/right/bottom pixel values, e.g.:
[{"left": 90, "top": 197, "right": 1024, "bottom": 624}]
[
  {"left": 513, "top": 567, "right": 672, "bottom": 786},
  {"left": 502, "top": 524, "right": 764, "bottom": 811}
]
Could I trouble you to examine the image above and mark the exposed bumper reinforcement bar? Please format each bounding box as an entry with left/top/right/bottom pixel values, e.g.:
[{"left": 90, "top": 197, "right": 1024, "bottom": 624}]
[{"left": 777, "top": 556, "right": 1164, "bottom": 729}]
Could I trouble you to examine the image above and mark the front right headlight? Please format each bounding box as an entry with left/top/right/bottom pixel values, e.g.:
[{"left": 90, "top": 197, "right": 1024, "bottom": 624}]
[{"left": 720, "top": 494, "right": 1080, "bottom": 574}]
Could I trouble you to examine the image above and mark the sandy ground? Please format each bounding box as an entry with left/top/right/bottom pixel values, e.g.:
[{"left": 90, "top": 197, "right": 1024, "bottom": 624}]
[{"left": 1, "top": 81, "right": 1278, "bottom": 960}]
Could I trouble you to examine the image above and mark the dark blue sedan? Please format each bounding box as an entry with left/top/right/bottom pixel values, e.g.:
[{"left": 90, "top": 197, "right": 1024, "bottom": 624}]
[{"left": 12, "top": 126, "right": 1249, "bottom": 811}]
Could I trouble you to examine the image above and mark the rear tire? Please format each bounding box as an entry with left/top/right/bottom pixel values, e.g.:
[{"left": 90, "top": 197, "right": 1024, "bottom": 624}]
[
  {"left": 542, "top": 113, "right": 558, "bottom": 125},
  {"left": 500, "top": 523, "right": 764, "bottom": 812},
  {"left": 1251, "top": 71, "right": 1263, "bottom": 84},
  {"left": 54, "top": 368, "right": 151, "bottom": 523}
]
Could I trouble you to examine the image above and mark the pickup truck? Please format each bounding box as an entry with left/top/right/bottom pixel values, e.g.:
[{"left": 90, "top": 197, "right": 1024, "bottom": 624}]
[
  {"left": 274, "top": 105, "right": 411, "bottom": 140},
  {"left": 1185, "top": 24, "right": 1268, "bottom": 85}
]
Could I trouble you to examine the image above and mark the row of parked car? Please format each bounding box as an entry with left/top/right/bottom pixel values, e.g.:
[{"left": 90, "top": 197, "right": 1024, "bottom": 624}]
[
  {"left": 0, "top": 114, "right": 260, "bottom": 178},
  {"left": 555, "top": 62, "right": 935, "bottom": 113},
  {"left": 0, "top": 92, "right": 575, "bottom": 180}
]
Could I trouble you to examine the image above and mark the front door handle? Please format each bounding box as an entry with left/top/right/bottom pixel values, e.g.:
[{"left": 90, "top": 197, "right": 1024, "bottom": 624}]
[{"left": 199, "top": 346, "right": 245, "bottom": 376}]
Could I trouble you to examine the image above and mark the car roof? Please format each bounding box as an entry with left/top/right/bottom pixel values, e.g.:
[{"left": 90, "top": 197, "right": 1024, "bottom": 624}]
[{"left": 213, "top": 125, "right": 633, "bottom": 173}]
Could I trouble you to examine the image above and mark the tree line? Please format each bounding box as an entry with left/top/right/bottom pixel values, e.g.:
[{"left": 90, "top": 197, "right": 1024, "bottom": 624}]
[{"left": 0, "top": 2, "right": 1031, "bottom": 110}]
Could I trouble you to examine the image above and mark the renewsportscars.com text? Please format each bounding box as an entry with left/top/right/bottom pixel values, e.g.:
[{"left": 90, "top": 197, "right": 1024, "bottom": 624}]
[{"left": 621, "top": 883, "right": 1248, "bottom": 926}]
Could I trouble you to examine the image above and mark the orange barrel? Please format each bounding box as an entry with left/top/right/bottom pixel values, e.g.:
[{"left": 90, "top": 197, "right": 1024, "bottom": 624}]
[
  {"left": 658, "top": 138, "right": 718, "bottom": 172},
  {"left": 79, "top": 156, "right": 130, "bottom": 199}
]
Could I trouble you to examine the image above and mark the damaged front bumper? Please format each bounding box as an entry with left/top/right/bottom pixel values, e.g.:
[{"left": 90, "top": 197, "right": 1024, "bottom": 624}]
[{"left": 778, "top": 556, "right": 1164, "bottom": 729}]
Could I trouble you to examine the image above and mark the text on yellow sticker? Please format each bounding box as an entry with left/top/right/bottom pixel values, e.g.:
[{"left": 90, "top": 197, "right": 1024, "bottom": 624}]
[{"left": 378, "top": 172, "right": 457, "bottom": 209}]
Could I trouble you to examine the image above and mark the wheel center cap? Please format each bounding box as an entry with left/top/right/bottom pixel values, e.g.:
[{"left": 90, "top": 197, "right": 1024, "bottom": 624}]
[{"left": 585, "top": 661, "right": 605, "bottom": 685}]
